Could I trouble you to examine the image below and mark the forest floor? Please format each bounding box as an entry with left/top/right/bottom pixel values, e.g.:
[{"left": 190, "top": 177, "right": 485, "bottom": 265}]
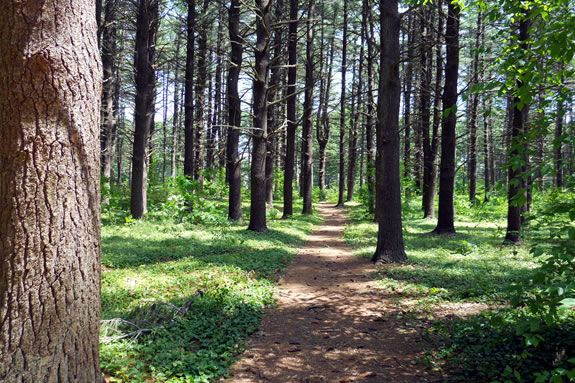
[{"left": 227, "top": 203, "right": 440, "bottom": 383}]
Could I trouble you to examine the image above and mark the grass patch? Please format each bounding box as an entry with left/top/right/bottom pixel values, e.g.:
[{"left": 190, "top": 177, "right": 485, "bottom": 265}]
[{"left": 100, "top": 207, "right": 320, "bottom": 382}]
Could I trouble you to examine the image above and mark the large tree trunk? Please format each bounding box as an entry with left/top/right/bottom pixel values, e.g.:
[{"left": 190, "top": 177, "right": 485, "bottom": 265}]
[
  {"left": 101, "top": 0, "right": 118, "bottom": 187},
  {"left": 301, "top": 0, "right": 315, "bottom": 214},
  {"left": 248, "top": 0, "right": 272, "bottom": 232},
  {"left": 336, "top": 0, "right": 349, "bottom": 207},
  {"left": 227, "top": 0, "right": 243, "bottom": 221},
  {"left": 131, "top": 0, "right": 159, "bottom": 219},
  {"left": 183, "top": 0, "right": 196, "bottom": 178},
  {"left": 505, "top": 17, "right": 530, "bottom": 244},
  {"left": 282, "top": 0, "right": 298, "bottom": 218},
  {"left": 0, "top": 0, "right": 103, "bottom": 380},
  {"left": 433, "top": 0, "right": 460, "bottom": 235},
  {"left": 372, "top": 0, "right": 406, "bottom": 264}
]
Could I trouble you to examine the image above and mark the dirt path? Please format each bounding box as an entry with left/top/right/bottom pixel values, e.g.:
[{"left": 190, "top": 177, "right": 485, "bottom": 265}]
[{"left": 227, "top": 203, "right": 437, "bottom": 383}]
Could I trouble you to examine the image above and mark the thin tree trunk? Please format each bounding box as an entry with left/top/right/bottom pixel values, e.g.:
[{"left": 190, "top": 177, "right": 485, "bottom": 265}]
[
  {"left": 433, "top": 0, "right": 460, "bottom": 235},
  {"left": 555, "top": 89, "right": 565, "bottom": 188},
  {"left": 282, "top": 0, "right": 298, "bottom": 218},
  {"left": 101, "top": 0, "right": 118, "bottom": 188},
  {"left": 0, "top": 0, "right": 102, "bottom": 379},
  {"left": 336, "top": 0, "right": 348, "bottom": 207},
  {"left": 184, "top": 0, "right": 196, "bottom": 178},
  {"left": 194, "top": 0, "right": 209, "bottom": 179},
  {"left": 131, "top": 0, "right": 159, "bottom": 219},
  {"left": 373, "top": 0, "right": 406, "bottom": 263},
  {"left": 347, "top": 52, "right": 361, "bottom": 202},
  {"left": 365, "top": 0, "right": 376, "bottom": 215},
  {"left": 403, "top": 11, "right": 414, "bottom": 193},
  {"left": 248, "top": 0, "right": 272, "bottom": 232},
  {"left": 301, "top": 0, "right": 315, "bottom": 214},
  {"left": 227, "top": 0, "right": 243, "bottom": 221},
  {"left": 171, "top": 36, "right": 181, "bottom": 179},
  {"left": 467, "top": 10, "right": 483, "bottom": 203}
]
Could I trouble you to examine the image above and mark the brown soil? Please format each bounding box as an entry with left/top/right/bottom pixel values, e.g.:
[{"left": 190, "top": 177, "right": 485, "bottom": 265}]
[{"left": 226, "top": 203, "right": 440, "bottom": 383}]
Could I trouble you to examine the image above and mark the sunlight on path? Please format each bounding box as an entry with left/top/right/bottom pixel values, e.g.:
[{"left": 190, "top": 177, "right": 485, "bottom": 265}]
[{"left": 226, "top": 204, "right": 438, "bottom": 383}]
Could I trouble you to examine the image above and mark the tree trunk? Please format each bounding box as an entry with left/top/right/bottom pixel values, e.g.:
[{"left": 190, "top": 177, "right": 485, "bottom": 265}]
[
  {"left": 301, "top": 0, "right": 315, "bottom": 214},
  {"left": 0, "top": 0, "right": 103, "bottom": 379},
  {"left": 184, "top": 0, "right": 196, "bottom": 179},
  {"left": 365, "top": 0, "right": 376, "bottom": 215},
  {"left": 101, "top": 0, "right": 118, "bottom": 188},
  {"left": 194, "top": 0, "right": 209, "bottom": 179},
  {"left": 336, "top": 0, "right": 348, "bottom": 207},
  {"left": 483, "top": 96, "right": 492, "bottom": 200},
  {"left": 172, "top": 36, "right": 181, "bottom": 179},
  {"left": 282, "top": 0, "right": 298, "bottom": 218},
  {"left": 131, "top": 0, "right": 159, "bottom": 219},
  {"left": 433, "top": 0, "right": 460, "bottom": 235},
  {"left": 347, "top": 57, "right": 361, "bottom": 202},
  {"left": 266, "top": 0, "right": 284, "bottom": 208},
  {"left": 505, "top": 16, "right": 530, "bottom": 244},
  {"left": 467, "top": 11, "right": 483, "bottom": 204},
  {"left": 403, "top": 11, "right": 414, "bottom": 195},
  {"left": 372, "top": 0, "right": 406, "bottom": 264},
  {"left": 420, "top": 6, "right": 435, "bottom": 219},
  {"left": 555, "top": 92, "right": 565, "bottom": 188},
  {"left": 248, "top": 0, "right": 272, "bottom": 232},
  {"left": 227, "top": 0, "right": 243, "bottom": 221}
]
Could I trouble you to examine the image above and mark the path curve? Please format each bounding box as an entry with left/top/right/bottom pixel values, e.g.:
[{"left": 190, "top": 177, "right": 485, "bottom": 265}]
[{"left": 227, "top": 203, "right": 436, "bottom": 383}]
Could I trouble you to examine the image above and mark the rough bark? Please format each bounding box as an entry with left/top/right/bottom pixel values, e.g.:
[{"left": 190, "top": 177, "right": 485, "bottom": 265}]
[
  {"left": 336, "top": 0, "right": 349, "bottom": 207},
  {"left": 301, "top": 0, "right": 315, "bottom": 214},
  {"left": 420, "top": 6, "right": 435, "bottom": 219},
  {"left": 0, "top": 1, "right": 103, "bottom": 380},
  {"left": 183, "top": 0, "right": 196, "bottom": 178},
  {"left": 365, "top": 0, "right": 376, "bottom": 215},
  {"left": 266, "top": 0, "right": 284, "bottom": 208},
  {"left": 227, "top": 0, "right": 243, "bottom": 221},
  {"left": 433, "top": 0, "right": 460, "bottom": 235},
  {"left": 131, "top": 0, "right": 159, "bottom": 219},
  {"left": 282, "top": 0, "right": 298, "bottom": 218},
  {"left": 467, "top": 11, "right": 483, "bottom": 204},
  {"left": 171, "top": 36, "right": 181, "bottom": 179},
  {"left": 194, "top": 0, "right": 209, "bottom": 179},
  {"left": 505, "top": 17, "right": 530, "bottom": 244},
  {"left": 403, "top": 12, "right": 414, "bottom": 191},
  {"left": 372, "top": 0, "right": 406, "bottom": 264},
  {"left": 101, "top": 0, "right": 119, "bottom": 185},
  {"left": 248, "top": 0, "right": 272, "bottom": 232}
]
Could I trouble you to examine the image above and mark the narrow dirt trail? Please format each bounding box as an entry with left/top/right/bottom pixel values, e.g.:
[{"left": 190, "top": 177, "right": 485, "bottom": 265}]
[{"left": 227, "top": 203, "right": 437, "bottom": 383}]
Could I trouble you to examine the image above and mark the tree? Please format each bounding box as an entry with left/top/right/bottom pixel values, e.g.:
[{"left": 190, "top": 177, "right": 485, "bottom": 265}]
[
  {"left": 184, "top": 0, "right": 196, "bottom": 179},
  {"left": 467, "top": 10, "right": 484, "bottom": 204},
  {"left": 336, "top": 0, "right": 349, "bottom": 208},
  {"left": 282, "top": 0, "right": 298, "bottom": 218},
  {"left": 372, "top": 0, "right": 406, "bottom": 264},
  {"left": 227, "top": 0, "right": 243, "bottom": 221},
  {"left": 131, "top": 0, "right": 160, "bottom": 219},
  {"left": 248, "top": 0, "right": 272, "bottom": 232},
  {"left": 101, "top": 0, "right": 119, "bottom": 190},
  {"left": 194, "top": 0, "right": 210, "bottom": 179},
  {"left": 504, "top": 15, "right": 530, "bottom": 244},
  {"left": 0, "top": 0, "right": 102, "bottom": 379},
  {"left": 433, "top": 0, "right": 460, "bottom": 235},
  {"left": 301, "top": 0, "right": 315, "bottom": 215}
]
